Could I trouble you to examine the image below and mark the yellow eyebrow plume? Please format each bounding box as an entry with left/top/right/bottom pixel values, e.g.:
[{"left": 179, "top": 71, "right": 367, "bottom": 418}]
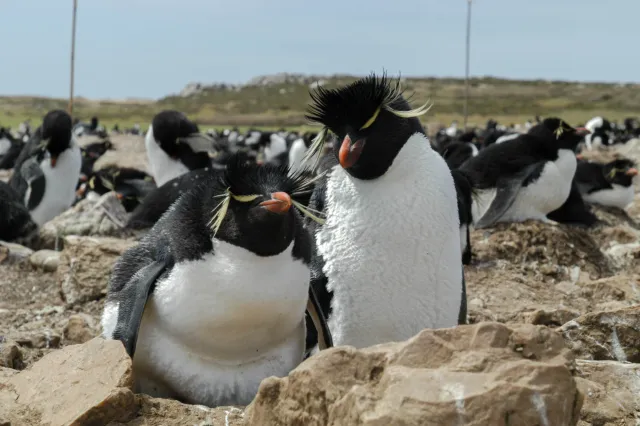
[{"left": 360, "top": 107, "right": 381, "bottom": 130}]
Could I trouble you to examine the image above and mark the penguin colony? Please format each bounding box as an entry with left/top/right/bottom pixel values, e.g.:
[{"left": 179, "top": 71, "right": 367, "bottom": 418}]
[{"left": 0, "top": 74, "right": 638, "bottom": 408}]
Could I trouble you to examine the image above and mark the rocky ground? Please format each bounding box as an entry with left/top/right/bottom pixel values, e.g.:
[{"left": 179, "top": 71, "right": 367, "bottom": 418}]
[{"left": 1, "top": 136, "right": 640, "bottom": 425}]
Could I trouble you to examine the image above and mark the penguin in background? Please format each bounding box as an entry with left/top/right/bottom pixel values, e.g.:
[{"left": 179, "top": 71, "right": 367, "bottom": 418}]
[
  {"left": 575, "top": 158, "right": 638, "bottom": 209},
  {"left": 9, "top": 110, "right": 82, "bottom": 227},
  {"left": 0, "top": 127, "right": 24, "bottom": 170},
  {"left": 460, "top": 118, "right": 590, "bottom": 228},
  {"left": 76, "top": 166, "right": 156, "bottom": 212},
  {"left": 302, "top": 73, "right": 466, "bottom": 351},
  {"left": 0, "top": 180, "right": 38, "bottom": 243},
  {"left": 101, "top": 156, "right": 331, "bottom": 407},
  {"left": 145, "top": 110, "right": 219, "bottom": 186}
]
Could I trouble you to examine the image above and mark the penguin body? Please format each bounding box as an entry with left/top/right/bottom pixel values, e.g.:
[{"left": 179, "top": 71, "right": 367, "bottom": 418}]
[
  {"left": 288, "top": 138, "right": 308, "bottom": 174},
  {"left": 0, "top": 129, "right": 24, "bottom": 170},
  {"left": 77, "top": 166, "right": 156, "bottom": 212},
  {"left": 9, "top": 110, "right": 82, "bottom": 227},
  {"left": 440, "top": 141, "right": 478, "bottom": 170},
  {"left": 0, "top": 180, "right": 38, "bottom": 243},
  {"left": 546, "top": 180, "right": 599, "bottom": 227},
  {"left": 495, "top": 132, "right": 520, "bottom": 144},
  {"left": 575, "top": 159, "right": 637, "bottom": 209},
  {"left": 303, "top": 74, "right": 465, "bottom": 350},
  {"left": 461, "top": 118, "right": 589, "bottom": 228},
  {"left": 145, "top": 110, "right": 215, "bottom": 186},
  {"left": 101, "top": 158, "right": 331, "bottom": 406}
]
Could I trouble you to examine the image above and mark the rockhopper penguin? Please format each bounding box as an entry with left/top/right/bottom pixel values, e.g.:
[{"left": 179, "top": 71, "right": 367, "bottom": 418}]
[
  {"left": 101, "top": 156, "right": 331, "bottom": 407},
  {"left": 302, "top": 73, "right": 467, "bottom": 351}
]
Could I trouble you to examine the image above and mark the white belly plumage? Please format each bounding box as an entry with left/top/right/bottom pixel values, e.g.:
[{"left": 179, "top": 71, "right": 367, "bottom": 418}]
[
  {"left": 101, "top": 240, "right": 309, "bottom": 407},
  {"left": 472, "top": 149, "right": 577, "bottom": 224},
  {"left": 316, "top": 133, "right": 463, "bottom": 349},
  {"left": 583, "top": 184, "right": 635, "bottom": 209},
  {"left": 29, "top": 141, "right": 82, "bottom": 227},
  {"left": 145, "top": 125, "right": 190, "bottom": 186}
]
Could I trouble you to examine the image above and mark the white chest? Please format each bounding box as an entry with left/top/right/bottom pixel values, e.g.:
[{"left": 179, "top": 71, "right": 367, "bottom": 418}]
[
  {"left": 474, "top": 150, "right": 576, "bottom": 224},
  {"left": 130, "top": 240, "right": 310, "bottom": 406},
  {"left": 145, "top": 126, "right": 190, "bottom": 186},
  {"left": 583, "top": 184, "right": 635, "bottom": 209},
  {"left": 316, "top": 133, "right": 463, "bottom": 349},
  {"left": 0, "top": 137, "right": 10, "bottom": 156},
  {"left": 288, "top": 139, "right": 307, "bottom": 175},
  {"left": 29, "top": 142, "right": 82, "bottom": 227}
]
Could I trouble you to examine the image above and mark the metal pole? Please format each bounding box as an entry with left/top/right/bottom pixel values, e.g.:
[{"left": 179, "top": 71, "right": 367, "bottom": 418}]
[
  {"left": 463, "top": 0, "right": 472, "bottom": 129},
  {"left": 68, "top": 0, "right": 78, "bottom": 116}
]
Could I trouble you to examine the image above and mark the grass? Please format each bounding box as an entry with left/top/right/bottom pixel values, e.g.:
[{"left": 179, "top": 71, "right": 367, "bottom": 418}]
[{"left": 2, "top": 74, "right": 639, "bottom": 135}]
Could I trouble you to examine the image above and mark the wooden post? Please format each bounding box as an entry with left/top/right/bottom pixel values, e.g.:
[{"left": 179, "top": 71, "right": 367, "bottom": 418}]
[
  {"left": 463, "top": 0, "right": 472, "bottom": 129},
  {"left": 68, "top": 0, "right": 78, "bottom": 116}
]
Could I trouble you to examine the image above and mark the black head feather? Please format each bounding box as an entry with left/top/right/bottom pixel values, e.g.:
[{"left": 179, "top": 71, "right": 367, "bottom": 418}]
[
  {"left": 603, "top": 158, "right": 637, "bottom": 187},
  {"left": 41, "top": 109, "right": 73, "bottom": 157}
]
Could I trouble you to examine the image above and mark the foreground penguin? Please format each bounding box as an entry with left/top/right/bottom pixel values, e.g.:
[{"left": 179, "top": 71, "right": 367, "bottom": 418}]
[
  {"left": 145, "top": 110, "right": 218, "bottom": 186},
  {"left": 101, "top": 157, "right": 332, "bottom": 407},
  {"left": 460, "top": 118, "right": 589, "bottom": 228},
  {"left": 303, "top": 74, "right": 466, "bottom": 350},
  {"left": 575, "top": 158, "right": 638, "bottom": 209},
  {"left": 9, "top": 110, "right": 82, "bottom": 227}
]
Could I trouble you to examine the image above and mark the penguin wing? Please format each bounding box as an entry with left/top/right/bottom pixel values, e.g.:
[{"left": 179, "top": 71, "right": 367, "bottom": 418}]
[
  {"left": 475, "top": 162, "right": 544, "bottom": 229},
  {"left": 306, "top": 285, "right": 333, "bottom": 350},
  {"left": 111, "top": 258, "right": 170, "bottom": 357},
  {"left": 19, "top": 157, "right": 46, "bottom": 210}
]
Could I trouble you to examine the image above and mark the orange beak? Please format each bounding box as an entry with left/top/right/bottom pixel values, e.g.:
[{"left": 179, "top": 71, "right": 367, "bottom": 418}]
[
  {"left": 626, "top": 168, "right": 638, "bottom": 176},
  {"left": 50, "top": 156, "right": 58, "bottom": 168},
  {"left": 76, "top": 186, "right": 86, "bottom": 197},
  {"left": 576, "top": 154, "right": 584, "bottom": 160},
  {"left": 116, "top": 193, "right": 124, "bottom": 200},
  {"left": 259, "top": 192, "right": 291, "bottom": 214},
  {"left": 575, "top": 127, "right": 591, "bottom": 136},
  {"left": 338, "top": 135, "right": 365, "bottom": 169}
]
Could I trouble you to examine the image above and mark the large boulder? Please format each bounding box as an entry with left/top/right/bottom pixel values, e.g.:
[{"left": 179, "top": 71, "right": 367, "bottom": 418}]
[{"left": 246, "top": 322, "right": 583, "bottom": 426}]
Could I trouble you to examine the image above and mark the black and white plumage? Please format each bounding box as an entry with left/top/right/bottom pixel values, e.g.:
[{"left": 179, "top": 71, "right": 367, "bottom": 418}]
[
  {"left": 9, "top": 110, "right": 82, "bottom": 227},
  {"left": 79, "top": 139, "right": 114, "bottom": 178},
  {"left": 460, "top": 118, "right": 590, "bottom": 228},
  {"left": 77, "top": 166, "right": 156, "bottom": 212},
  {"left": 546, "top": 180, "right": 599, "bottom": 228},
  {"left": 303, "top": 74, "right": 466, "bottom": 351},
  {"left": 0, "top": 180, "right": 38, "bottom": 243},
  {"left": 575, "top": 158, "right": 637, "bottom": 209},
  {"left": 0, "top": 128, "right": 24, "bottom": 170},
  {"left": 101, "top": 157, "right": 331, "bottom": 407},
  {"left": 144, "top": 110, "right": 217, "bottom": 186}
]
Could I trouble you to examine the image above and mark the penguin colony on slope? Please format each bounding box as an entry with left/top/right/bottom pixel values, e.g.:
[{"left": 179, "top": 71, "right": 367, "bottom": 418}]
[{"left": 0, "top": 74, "right": 638, "bottom": 408}]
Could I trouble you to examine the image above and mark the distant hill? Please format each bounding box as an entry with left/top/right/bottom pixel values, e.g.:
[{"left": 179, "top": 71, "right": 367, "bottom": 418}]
[{"left": 2, "top": 74, "right": 639, "bottom": 130}]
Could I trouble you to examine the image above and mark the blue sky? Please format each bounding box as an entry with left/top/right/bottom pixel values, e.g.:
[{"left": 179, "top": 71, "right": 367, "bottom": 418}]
[{"left": 1, "top": 0, "right": 637, "bottom": 99}]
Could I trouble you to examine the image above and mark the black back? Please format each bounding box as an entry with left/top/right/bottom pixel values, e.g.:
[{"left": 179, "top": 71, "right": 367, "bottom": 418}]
[
  {"left": 0, "top": 129, "right": 24, "bottom": 170},
  {"left": 575, "top": 158, "right": 637, "bottom": 194},
  {"left": 547, "top": 180, "right": 598, "bottom": 227},
  {"left": 0, "top": 180, "right": 38, "bottom": 242}
]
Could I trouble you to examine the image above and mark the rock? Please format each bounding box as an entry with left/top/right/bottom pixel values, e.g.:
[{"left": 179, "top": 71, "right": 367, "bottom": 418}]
[
  {"left": 29, "top": 249, "right": 62, "bottom": 272},
  {"left": 0, "top": 241, "right": 34, "bottom": 264},
  {"left": 575, "top": 360, "right": 640, "bottom": 426},
  {"left": 28, "top": 330, "right": 62, "bottom": 349},
  {"left": 246, "top": 322, "right": 582, "bottom": 426},
  {"left": 560, "top": 305, "right": 640, "bottom": 363},
  {"left": 471, "top": 221, "right": 613, "bottom": 279},
  {"left": 63, "top": 314, "right": 95, "bottom": 344},
  {"left": 109, "top": 395, "right": 245, "bottom": 426},
  {"left": 39, "top": 192, "right": 134, "bottom": 249},
  {"left": 523, "top": 308, "right": 580, "bottom": 327},
  {"left": 57, "top": 235, "right": 136, "bottom": 305},
  {"left": 0, "top": 342, "right": 24, "bottom": 370},
  {"left": 0, "top": 337, "right": 137, "bottom": 426}
]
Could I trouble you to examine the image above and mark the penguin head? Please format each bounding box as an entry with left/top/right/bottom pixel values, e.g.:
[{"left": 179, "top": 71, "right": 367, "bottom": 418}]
[
  {"left": 207, "top": 156, "right": 323, "bottom": 256},
  {"left": 603, "top": 158, "right": 638, "bottom": 187},
  {"left": 151, "top": 110, "right": 216, "bottom": 167},
  {"left": 304, "top": 73, "right": 430, "bottom": 180},
  {"left": 536, "top": 117, "right": 590, "bottom": 151},
  {"left": 41, "top": 109, "right": 73, "bottom": 168}
]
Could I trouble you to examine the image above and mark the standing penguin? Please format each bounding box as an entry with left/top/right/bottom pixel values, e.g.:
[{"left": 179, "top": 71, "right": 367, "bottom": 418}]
[
  {"left": 302, "top": 74, "right": 466, "bottom": 350},
  {"left": 101, "top": 157, "right": 331, "bottom": 407},
  {"left": 9, "top": 110, "right": 82, "bottom": 227},
  {"left": 145, "top": 110, "right": 218, "bottom": 186},
  {"left": 460, "top": 118, "right": 590, "bottom": 228}
]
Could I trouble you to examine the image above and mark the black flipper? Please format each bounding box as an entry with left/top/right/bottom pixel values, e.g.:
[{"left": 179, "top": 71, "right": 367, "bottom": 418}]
[
  {"left": 475, "top": 163, "right": 542, "bottom": 229},
  {"left": 112, "top": 259, "right": 169, "bottom": 357},
  {"left": 20, "top": 158, "right": 46, "bottom": 210},
  {"left": 306, "top": 284, "right": 333, "bottom": 350},
  {"left": 458, "top": 269, "right": 468, "bottom": 325}
]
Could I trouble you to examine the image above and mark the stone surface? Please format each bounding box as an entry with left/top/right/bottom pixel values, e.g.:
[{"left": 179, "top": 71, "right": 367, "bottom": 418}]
[
  {"left": 0, "top": 337, "right": 137, "bottom": 426},
  {"left": 560, "top": 305, "right": 640, "bottom": 363},
  {"left": 246, "top": 322, "right": 583, "bottom": 426},
  {"left": 0, "top": 342, "right": 24, "bottom": 370},
  {"left": 57, "top": 235, "right": 137, "bottom": 305},
  {"left": 29, "top": 249, "right": 62, "bottom": 272},
  {"left": 0, "top": 241, "right": 34, "bottom": 264},
  {"left": 63, "top": 314, "right": 96, "bottom": 344},
  {"left": 39, "top": 192, "right": 134, "bottom": 249},
  {"left": 575, "top": 360, "right": 640, "bottom": 426},
  {"left": 108, "top": 395, "right": 245, "bottom": 426}
]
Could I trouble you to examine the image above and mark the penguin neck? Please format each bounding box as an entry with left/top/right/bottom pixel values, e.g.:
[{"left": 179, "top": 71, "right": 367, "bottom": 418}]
[{"left": 145, "top": 125, "right": 189, "bottom": 186}]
